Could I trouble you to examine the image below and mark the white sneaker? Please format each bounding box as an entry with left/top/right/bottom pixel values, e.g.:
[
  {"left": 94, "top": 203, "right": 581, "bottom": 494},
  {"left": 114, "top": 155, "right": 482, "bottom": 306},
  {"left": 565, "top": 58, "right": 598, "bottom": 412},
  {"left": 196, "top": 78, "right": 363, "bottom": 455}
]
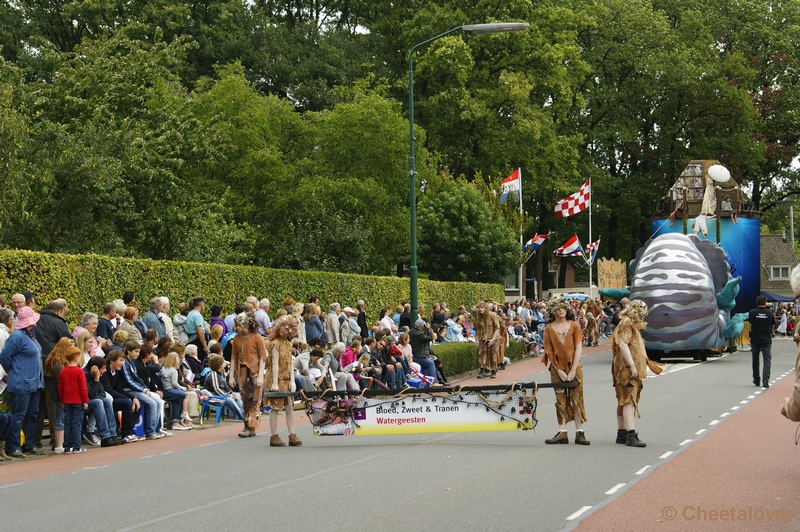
[
  {"left": 145, "top": 433, "right": 165, "bottom": 440},
  {"left": 72, "top": 448, "right": 86, "bottom": 454},
  {"left": 171, "top": 423, "right": 189, "bottom": 431},
  {"left": 181, "top": 412, "right": 194, "bottom": 423},
  {"left": 54, "top": 447, "right": 65, "bottom": 455},
  {"left": 159, "top": 429, "right": 173, "bottom": 437}
]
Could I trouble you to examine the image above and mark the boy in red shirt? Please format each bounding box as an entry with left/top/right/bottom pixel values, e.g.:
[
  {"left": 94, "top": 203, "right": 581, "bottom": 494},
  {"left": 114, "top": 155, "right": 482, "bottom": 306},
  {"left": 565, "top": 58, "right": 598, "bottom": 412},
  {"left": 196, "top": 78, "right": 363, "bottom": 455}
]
[{"left": 58, "top": 347, "right": 89, "bottom": 454}]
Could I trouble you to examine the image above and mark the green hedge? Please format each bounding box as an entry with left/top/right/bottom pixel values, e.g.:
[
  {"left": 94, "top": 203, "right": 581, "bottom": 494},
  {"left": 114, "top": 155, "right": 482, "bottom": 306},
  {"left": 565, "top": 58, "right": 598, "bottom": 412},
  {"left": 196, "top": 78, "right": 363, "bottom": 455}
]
[
  {"left": 0, "top": 250, "right": 504, "bottom": 325},
  {"left": 432, "top": 340, "right": 524, "bottom": 378}
]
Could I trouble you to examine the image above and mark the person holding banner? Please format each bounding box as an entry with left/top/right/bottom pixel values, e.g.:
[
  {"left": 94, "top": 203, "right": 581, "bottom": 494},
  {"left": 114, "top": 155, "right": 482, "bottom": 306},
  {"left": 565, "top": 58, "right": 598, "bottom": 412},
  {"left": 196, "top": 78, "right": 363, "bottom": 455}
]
[
  {"left": 265, "top": 316, "right": 302, "bottom": 447},
  {"left": 542, "top": 299, "right": 589, "bottom": 445},
  {"left": 228, "top": 312, "right": 267, "bottom": 439}
]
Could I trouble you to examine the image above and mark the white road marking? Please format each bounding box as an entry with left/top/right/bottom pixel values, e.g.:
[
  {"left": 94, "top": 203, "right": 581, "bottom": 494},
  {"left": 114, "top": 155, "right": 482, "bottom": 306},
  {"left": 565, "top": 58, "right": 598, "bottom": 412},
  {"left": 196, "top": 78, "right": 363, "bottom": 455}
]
[
  {"left": 119, "top": 433, "right": 457, "bottom": 531},
  {"left": 740, "top": 400, "right": 749, "bottom": 404},
  {"left": 709, "top": 420, "right": 719, "bottom": 426},
  {"left": 659, "top": 451, "right": 673, "bottom": 459},
  {"left": 605, "top": 483, "right": 625, "bottom": 495},
  {"left": 695, "top": 429, "right": 706, "bottom": 435},
  {"left": 731, "top": 406, "right": 740, "bottom": 410},
  {"left": 748, "top": 395, "right": 755, "bottom": 399},
  {"left": 755, "top": 391, "right": 762, "bottom": 395},
  {"left": 679, "top": 439, "right": 693, "bottom": 446},
  {"left": 566, "top": 506, "right": 592, "bottom": 520},
  {"left": 635, "top": 465, "right": 650, "bottom": 475},
  {"left": 721, "top": 412, "right": 730, "bottom": 417}
]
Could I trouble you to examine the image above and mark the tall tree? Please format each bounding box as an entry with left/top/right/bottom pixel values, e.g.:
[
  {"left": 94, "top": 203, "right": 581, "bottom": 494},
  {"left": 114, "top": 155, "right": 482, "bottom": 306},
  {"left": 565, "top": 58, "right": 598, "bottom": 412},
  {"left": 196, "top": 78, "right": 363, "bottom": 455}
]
[{"left": 417, "top": 172, "right": 521, "bottom": 283}]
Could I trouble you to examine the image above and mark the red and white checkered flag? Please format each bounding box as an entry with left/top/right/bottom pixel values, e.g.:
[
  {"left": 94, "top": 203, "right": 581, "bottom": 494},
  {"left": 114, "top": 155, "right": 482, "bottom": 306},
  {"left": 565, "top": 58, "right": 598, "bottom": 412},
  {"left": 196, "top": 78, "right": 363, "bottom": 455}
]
[{"left": 554, "top": 180, "right": 590, "bottom": 218}]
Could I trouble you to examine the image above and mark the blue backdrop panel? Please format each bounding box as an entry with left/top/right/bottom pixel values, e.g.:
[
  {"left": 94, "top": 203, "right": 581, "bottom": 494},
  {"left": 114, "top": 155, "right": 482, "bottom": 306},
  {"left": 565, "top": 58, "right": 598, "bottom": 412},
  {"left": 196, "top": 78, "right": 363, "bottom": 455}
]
[{"left": 651, "top": 217, "right": 759, "bottom": 315}]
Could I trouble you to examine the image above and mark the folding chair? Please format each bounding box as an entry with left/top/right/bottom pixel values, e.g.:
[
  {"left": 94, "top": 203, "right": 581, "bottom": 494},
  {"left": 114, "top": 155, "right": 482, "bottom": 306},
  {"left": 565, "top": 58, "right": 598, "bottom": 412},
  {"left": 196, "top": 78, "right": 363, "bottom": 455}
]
[{"left": 199, "top": 393, "right": 231, "bottom": 425}]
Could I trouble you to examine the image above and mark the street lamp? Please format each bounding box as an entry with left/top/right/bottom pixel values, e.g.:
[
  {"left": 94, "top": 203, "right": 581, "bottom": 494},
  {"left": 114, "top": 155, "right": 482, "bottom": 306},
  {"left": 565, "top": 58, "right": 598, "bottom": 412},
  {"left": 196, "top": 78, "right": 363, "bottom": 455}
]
[
  {"left": 775, "top": 199, "right": 796, "bottom": 249},
  {"left": 408, "top": 22, "right": 530, "bottom": 323}
]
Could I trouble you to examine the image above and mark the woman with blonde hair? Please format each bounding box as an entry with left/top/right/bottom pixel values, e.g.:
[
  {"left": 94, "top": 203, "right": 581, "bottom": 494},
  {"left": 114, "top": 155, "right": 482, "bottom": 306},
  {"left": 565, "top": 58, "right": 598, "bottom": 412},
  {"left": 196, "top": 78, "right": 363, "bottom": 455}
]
[
  {"left": 111, "top": 329, "right": 129, "bottom": 351},
  {"left": 398, "top": 332, "right": 418, "bottom": 375},
  {"left": 71, "top": 312, "right": 109, "bottom": 355},
  {"left": 208, "top": 325, "right": 224, "bottom": 348},
  {"left": 611, "top": 300, "right": 658, "bottom": 447},
  {"left": 43, "top": 337, "right": 72, "bottom": 453},
  {"left": 293, "top": 302, "right": 306, "bottom": 344},
  {"left": 75, "top": 331, "right": 95, "bottom": 367},
  {"left": 159, "top": 352, "right": 192, "bottom": 430}
]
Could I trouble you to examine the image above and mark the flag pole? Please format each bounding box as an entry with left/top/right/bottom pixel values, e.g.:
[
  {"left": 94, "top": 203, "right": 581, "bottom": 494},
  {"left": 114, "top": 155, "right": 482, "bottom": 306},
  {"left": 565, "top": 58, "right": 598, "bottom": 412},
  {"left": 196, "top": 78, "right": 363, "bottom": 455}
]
[
  {"left": 518, "top": 168, "right": 523, "bottom": 300},
  {"left": 588, "top": 177, "right": 593, "bottom": 298}
]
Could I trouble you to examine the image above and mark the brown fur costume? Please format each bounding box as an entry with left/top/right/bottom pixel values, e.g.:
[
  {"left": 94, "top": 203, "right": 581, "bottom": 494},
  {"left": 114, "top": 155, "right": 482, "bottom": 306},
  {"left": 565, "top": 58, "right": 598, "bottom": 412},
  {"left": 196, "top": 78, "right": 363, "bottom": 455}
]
[
  {"left": 585, "top": 314, "right": 599, "bottom": 345},
  {"left": 471, "top": 301, "right": 504, "bottom": 371}
]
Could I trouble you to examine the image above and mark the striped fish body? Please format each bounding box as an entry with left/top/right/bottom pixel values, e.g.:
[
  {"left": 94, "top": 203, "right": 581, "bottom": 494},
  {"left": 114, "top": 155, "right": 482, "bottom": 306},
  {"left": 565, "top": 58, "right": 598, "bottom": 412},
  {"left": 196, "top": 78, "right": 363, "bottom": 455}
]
[{"left": 630, "top": 234, "right": 727, "bottom": 351}]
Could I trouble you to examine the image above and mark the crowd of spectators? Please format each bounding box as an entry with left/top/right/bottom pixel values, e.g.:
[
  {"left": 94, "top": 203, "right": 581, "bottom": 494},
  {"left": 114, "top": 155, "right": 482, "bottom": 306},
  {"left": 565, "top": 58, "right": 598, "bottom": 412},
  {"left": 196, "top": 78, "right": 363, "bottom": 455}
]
[{"left": 0, "top": 289, "right": 628, "bottom": 460}]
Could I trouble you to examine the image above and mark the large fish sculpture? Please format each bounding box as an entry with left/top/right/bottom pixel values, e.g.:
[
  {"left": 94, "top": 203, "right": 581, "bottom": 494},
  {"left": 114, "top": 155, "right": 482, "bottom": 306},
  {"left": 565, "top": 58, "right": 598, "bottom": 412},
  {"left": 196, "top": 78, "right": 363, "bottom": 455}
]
[{"left": 629, "top": 233, "right": 740, "bottom": 351}]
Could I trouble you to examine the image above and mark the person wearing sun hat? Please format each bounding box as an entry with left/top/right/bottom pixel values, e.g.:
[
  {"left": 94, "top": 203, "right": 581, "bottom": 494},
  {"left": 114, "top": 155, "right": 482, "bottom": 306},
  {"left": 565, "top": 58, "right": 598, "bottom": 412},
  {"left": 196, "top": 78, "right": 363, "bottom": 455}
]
[{"left": 0, "top": 306, "right": 44, "bottom": 457}]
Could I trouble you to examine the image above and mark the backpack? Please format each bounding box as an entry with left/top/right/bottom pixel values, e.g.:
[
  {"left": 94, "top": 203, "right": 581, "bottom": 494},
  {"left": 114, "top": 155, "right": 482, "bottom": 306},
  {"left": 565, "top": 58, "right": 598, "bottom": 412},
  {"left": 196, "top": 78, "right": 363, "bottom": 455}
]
[
  {"left": 339, "top": 320, "right": 350, "bottom": 346},
  {"left": 176, "top": 322, "right": 189, "bottom": 344}
]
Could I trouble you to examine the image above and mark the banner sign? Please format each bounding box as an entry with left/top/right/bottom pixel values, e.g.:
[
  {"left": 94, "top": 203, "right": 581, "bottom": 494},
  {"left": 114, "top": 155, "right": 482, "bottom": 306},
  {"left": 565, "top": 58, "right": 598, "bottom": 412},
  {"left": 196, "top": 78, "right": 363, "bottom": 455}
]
[
  {"left": 269, "top": 382, "right": 576, "bottom": 436},
  {"left": 597, "top": 257, "right": 627, "bottom": 289}
]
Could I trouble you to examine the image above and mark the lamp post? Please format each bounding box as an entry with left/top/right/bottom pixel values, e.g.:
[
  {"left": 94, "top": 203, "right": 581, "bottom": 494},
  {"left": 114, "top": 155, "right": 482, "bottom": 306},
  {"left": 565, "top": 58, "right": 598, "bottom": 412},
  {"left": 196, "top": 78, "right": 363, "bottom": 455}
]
[
  {"left": 775, "top": 199, "right": 796, "bottom": 249},
  {"left": 408, "top": 22, "right": 530, "bottom": 323}
]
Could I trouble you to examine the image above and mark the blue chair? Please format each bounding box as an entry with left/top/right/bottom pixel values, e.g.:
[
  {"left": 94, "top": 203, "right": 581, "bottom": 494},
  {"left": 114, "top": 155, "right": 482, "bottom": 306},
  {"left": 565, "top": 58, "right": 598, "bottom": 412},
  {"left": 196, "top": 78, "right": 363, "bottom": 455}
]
[{"left": 199, "top": 393, "right": 231, "bottom": 425}]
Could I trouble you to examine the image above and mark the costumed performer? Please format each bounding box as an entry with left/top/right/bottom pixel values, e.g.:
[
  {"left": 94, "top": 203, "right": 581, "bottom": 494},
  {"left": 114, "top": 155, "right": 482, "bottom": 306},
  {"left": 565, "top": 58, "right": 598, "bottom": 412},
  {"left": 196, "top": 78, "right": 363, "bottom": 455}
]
[
  {"left": 472, "top": 301, "right": 504, "bottom": 379},
  {"left": 611, "top": 299, "right": 660, "bottom": 448},
  {"left": 781, "top": 265, "right": 800, "bottom": 423},
  {"left": 542, "top": 299, "right": 589, "bottom": 445},
  {"left": 228, "top": 312, "right": 266, "bottom": 438},
  {"left": 266, "top": 315, "right": 302, "bottom": 447}
]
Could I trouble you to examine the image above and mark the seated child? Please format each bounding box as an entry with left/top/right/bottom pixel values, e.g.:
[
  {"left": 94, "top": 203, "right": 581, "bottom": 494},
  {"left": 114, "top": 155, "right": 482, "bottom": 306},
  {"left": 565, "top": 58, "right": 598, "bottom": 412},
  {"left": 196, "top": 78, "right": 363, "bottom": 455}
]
[
  {"left": 721, "top": 195, "right": 738, "bottom": 224},
  {"left": 159, "top": 352, "right": 194, "bottom": 430},
  {"left": 203, "top": 354, "right": 244, "bottom": 420},
  {"left": 84, "top": 356, "right": 121, "bottom": 446}
]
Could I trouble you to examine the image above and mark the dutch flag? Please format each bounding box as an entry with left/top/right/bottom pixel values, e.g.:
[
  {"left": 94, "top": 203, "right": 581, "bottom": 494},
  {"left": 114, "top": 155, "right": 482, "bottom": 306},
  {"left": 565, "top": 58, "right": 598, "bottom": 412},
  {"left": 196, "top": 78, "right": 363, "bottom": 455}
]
[
  {"left": 554, "top": 234, "right": 583, "bottom": 257},
  {"left": 500, "top": 168, "right": 521, "bottom": 204}
]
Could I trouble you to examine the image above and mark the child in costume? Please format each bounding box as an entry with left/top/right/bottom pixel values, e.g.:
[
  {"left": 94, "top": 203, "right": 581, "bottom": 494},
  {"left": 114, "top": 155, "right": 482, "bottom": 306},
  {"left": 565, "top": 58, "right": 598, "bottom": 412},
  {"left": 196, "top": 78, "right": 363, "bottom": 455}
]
[{"left": 266, "top": 316, "right": 302, "bottom": 447}]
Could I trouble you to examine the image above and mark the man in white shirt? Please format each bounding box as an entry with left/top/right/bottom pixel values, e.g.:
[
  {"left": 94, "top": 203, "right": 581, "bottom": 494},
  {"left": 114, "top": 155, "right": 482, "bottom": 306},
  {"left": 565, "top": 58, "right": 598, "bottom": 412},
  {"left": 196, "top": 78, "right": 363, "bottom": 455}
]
[
  {"left": 255, "top": 298, "right": 272, "bottom": 337},
  {"left": 158, "top": 297, "right": 177, "bottom": 342}
]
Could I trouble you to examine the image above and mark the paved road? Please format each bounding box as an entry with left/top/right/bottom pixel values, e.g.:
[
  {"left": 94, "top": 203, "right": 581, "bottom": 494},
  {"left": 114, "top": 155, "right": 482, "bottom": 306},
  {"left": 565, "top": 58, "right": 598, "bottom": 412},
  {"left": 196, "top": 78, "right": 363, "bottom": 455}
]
[{"left": 1, "top": 338, "right": 797, "bottom": 531}]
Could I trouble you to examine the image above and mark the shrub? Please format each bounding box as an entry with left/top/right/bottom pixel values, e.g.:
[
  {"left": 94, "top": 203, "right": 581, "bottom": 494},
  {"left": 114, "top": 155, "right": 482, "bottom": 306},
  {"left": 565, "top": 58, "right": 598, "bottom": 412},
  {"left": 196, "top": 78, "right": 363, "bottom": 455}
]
[
  {"left": 432, "top": 339, "right": 523, "bottom": 378},
  {"left": 0, "top": 250, "right": 504, "bottom": 325}
]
